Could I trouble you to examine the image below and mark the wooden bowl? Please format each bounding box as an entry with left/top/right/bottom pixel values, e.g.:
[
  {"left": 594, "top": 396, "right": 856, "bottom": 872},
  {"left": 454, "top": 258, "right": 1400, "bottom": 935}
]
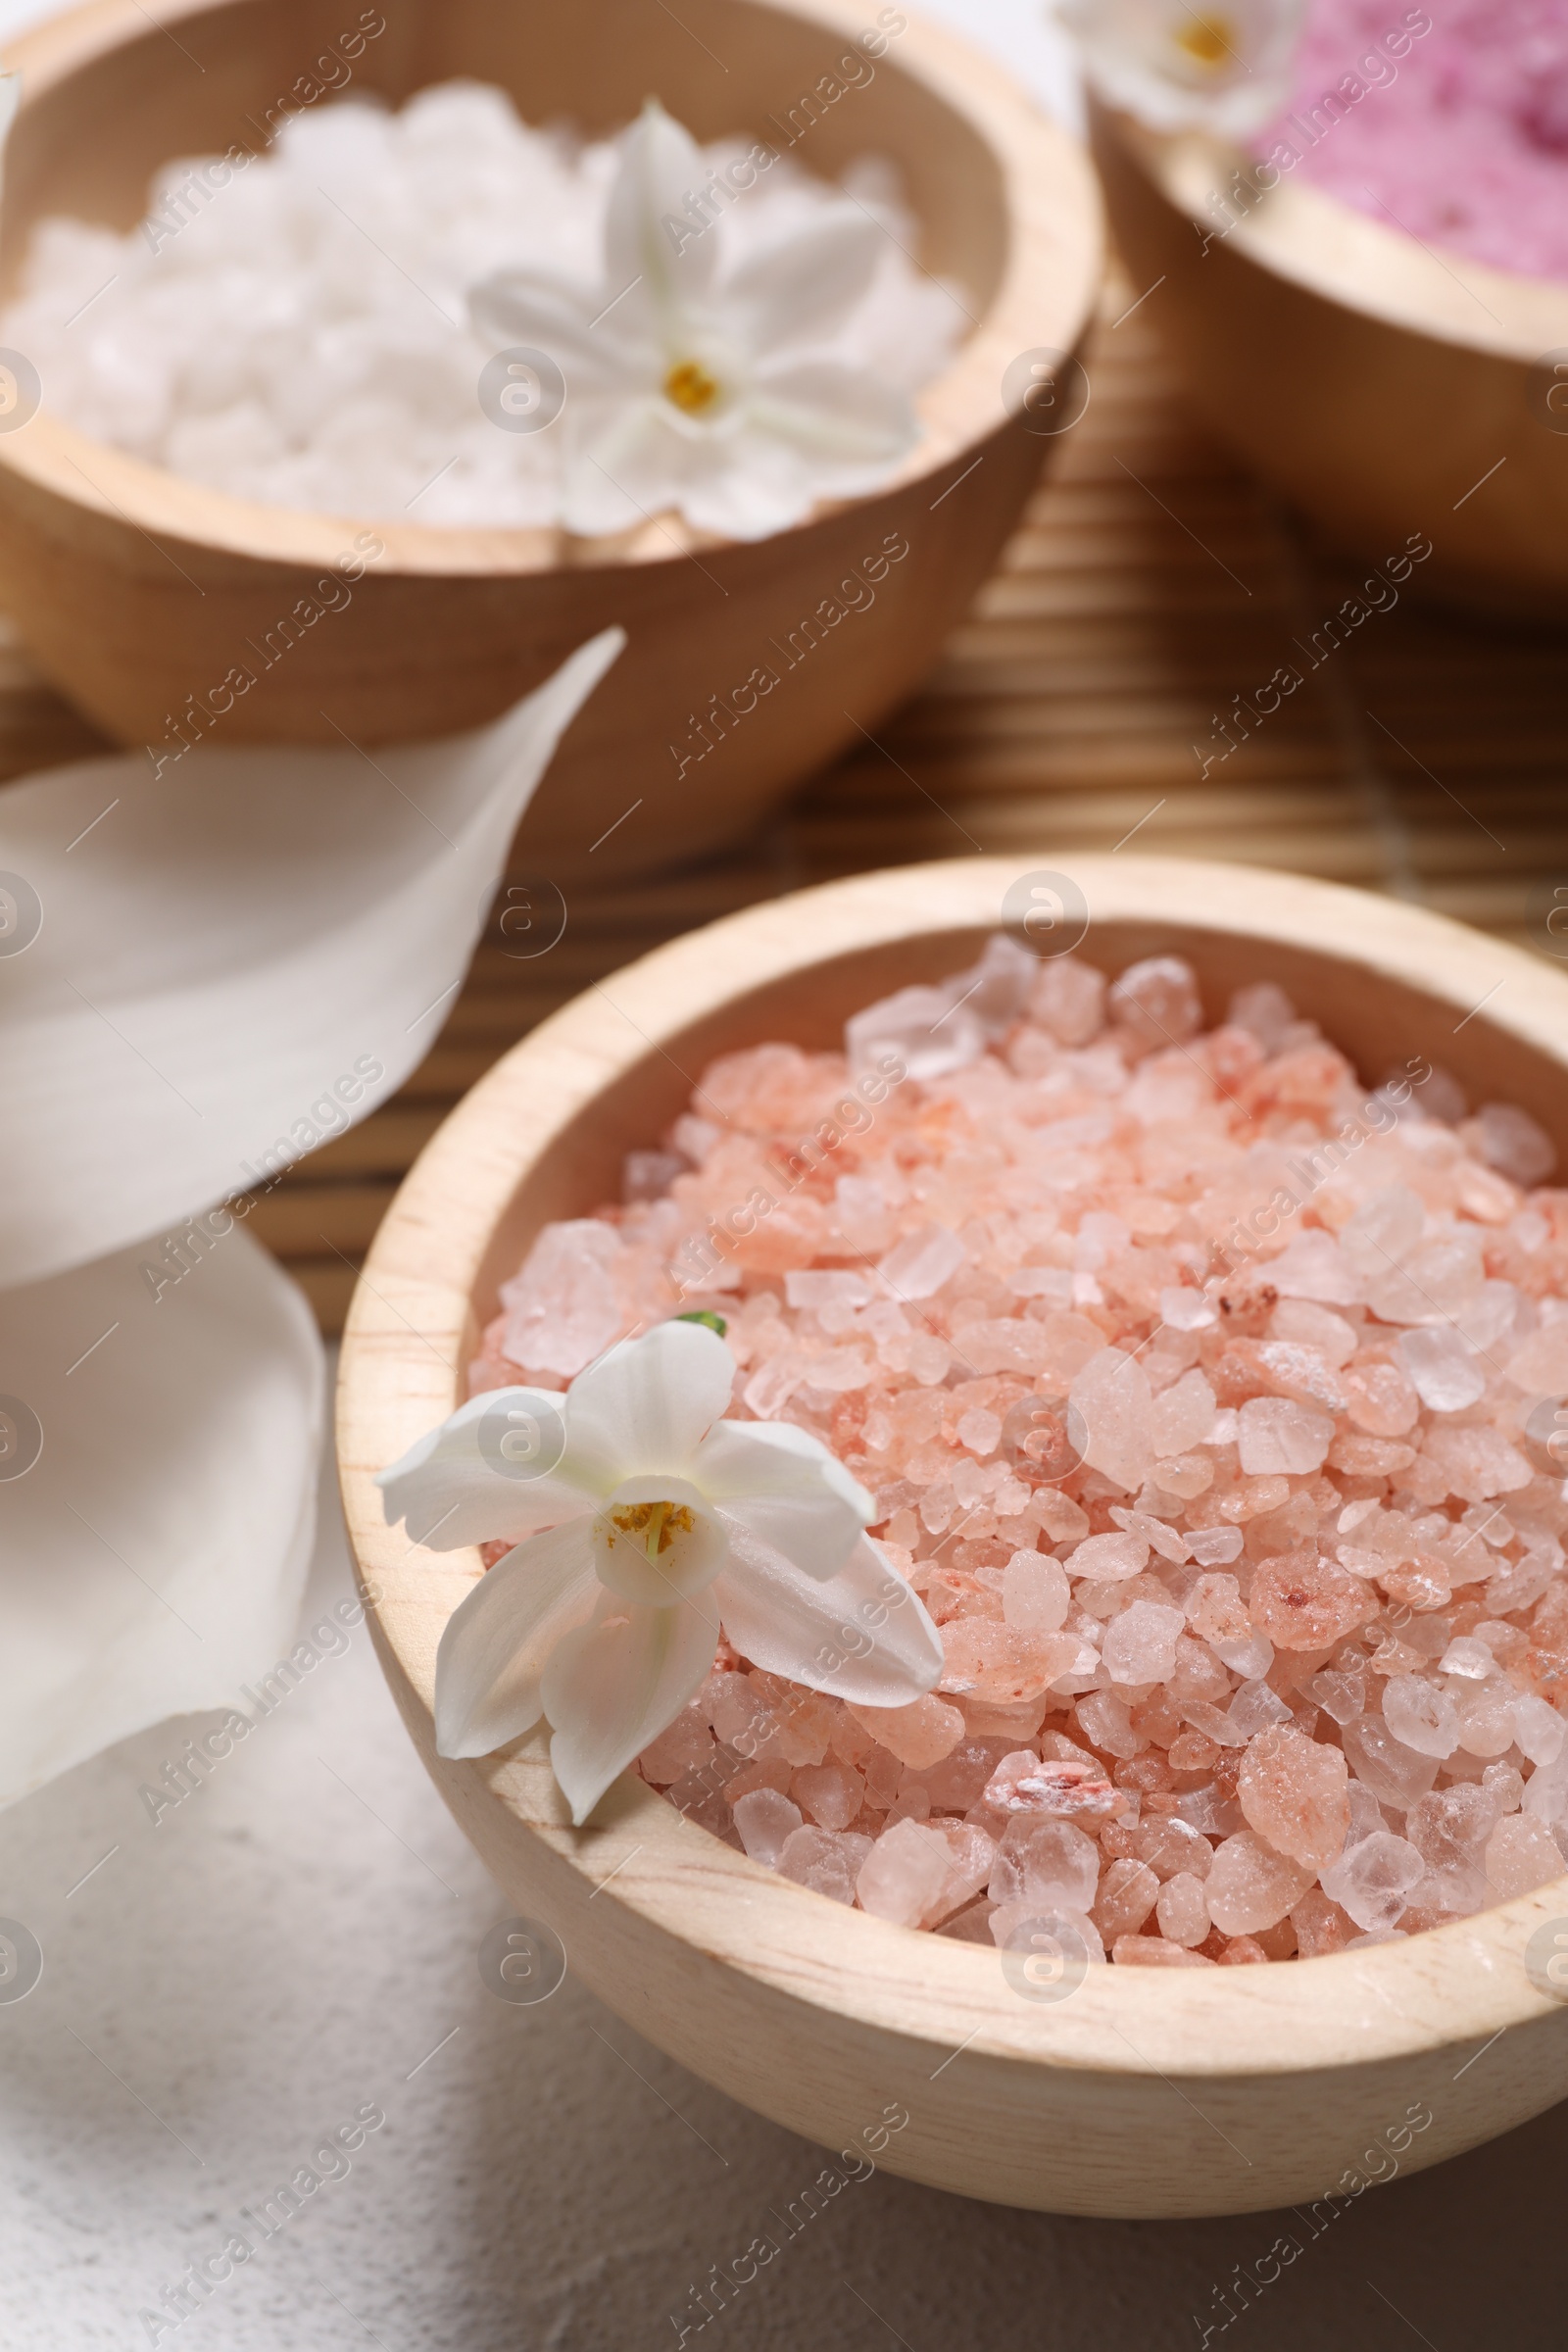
[
  {"left": 336, "top": 856, "right": 1568, "bottom": 2217},
  {"left": 1089, "top": 102, "right": 1568, "bottom": 620},
  {"left": 0, "top": 0, "right": 1101, "bottom": 880}
]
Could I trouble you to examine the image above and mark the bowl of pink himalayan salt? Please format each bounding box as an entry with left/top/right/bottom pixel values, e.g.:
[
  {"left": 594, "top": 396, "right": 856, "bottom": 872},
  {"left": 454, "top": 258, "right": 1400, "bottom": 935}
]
[
  {"left": 0, "top": 0, "right": 1100, "bottom": 883},
  {"left": 338, "top": 853, "right": 1568, "bottom": 2217},
  {"left": 1088, "top": 0, "right": 1568, "bottom": 618}
]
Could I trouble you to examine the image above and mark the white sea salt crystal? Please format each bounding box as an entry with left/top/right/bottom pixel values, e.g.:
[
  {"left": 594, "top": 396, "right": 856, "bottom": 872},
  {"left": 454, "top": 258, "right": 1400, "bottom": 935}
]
[
  {"left": 1237, "top": 1395, "right": 1335, "bottom": 1475},
  {"left": 8, "top": 85, "right": 959, "bottom": 528},
  {"left": 1397, "top": 1325, "right": 1485, "bottom": 1412}
]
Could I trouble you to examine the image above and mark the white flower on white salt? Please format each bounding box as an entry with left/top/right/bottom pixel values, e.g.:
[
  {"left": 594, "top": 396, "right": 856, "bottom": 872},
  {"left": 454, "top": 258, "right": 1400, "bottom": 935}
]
[
  {"left": 377, "top": 1319, "right": 943, "bottom": 1824},
  {"left": 0, "top": 1227, "right": 321, "bottom": 1804},
  {"left": 0, "top": 630, "right": 620, "bottom": 1290},
  {"left": 469, "top": 100, "right": 922, "bottom": 542},
  {"left": 1058, "top": 0, "right": 1308, "bottom": 137}
]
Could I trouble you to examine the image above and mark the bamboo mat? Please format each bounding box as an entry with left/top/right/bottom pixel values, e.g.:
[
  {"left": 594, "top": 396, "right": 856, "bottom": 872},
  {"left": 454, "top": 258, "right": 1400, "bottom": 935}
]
[{"left": 8, "top": 267, "right": 1565, "bottom": 1335}]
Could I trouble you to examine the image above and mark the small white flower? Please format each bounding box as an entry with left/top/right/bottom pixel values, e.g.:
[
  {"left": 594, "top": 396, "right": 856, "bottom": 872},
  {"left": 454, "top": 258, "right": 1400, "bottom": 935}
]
[
  {"left": 467, "top": 99, "right": 919, "bottom": 542},
  {"left": 377, "top": 1319, "right": 942, "bottom": 1825},
  {"left": 1059, "top": 0, "right": 1307, "bottom": 137}
]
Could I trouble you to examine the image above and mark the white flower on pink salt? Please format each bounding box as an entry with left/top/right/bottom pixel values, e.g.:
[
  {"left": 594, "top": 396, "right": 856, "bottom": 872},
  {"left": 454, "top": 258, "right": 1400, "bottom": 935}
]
[
  {"left": 1058, "top": 0, "right": 1308, "bottom": 137},
  {"left": 377, "top": 1318, "right": 943, "bottom": 1823},
  {"left": 468, "top": 99, "right": 919, "bottom": 543}
]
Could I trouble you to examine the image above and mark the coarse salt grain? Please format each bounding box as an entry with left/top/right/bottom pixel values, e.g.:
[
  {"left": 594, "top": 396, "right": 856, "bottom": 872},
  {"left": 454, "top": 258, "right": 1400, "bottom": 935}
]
[
  {"left": 4, "top": 83, "right": 961, "bottom": 526},
  {"left": 468, "top": 936, "right": 1568, "bottom": 1963}
]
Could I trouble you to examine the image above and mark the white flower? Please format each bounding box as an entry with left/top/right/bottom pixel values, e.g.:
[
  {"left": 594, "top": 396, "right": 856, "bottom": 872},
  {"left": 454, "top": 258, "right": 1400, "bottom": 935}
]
[
  {"left": 467, "top": 99, "right": 919, "bottom": 542},
  {"left": 376, "top": 1319, "right": 943, "bottom": 1824},
  {"left": 1059, "top": 0, "right": 1307, "bottom": 137}
]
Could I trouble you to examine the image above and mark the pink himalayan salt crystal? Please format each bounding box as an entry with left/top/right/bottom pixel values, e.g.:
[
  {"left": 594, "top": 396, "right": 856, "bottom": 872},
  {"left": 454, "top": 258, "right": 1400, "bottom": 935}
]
[
  {"left": 464, "top": 931, "right": 1568, "bottom": 1965},
  {"left": 1068, "top": 1348, "right": 1154, "bottom": 1494},
  {"left": 1155, "top": 1871, "right": 1210, "bottom": 1946},
  {"left": 777, "top": 1826, "right": 872, "bottom": 1906},
  {"left": 1094, "top": 1857, "right": 1159, "bottom": 1939},
  {"left": 984, "top": 1752, "right": 1121, "bottom": 1821},
  {"left": 847, "top": 1691, "right": 963, "bottom": 1770},
  {"left": 792, "top": 1761, "right": 863, "bottom": 1831},
  {"left": 857, "top": 1818, "right": 955, "bottom": 1927},
  {"left": 1382, "top": 1673, "right": 1460, "bottom": 1760},
  {"left": 1205, "top": 1832, "right": 1317, "bottom": 1935},
  {"left": 499, "top": 1218, "right": 621, "bottom": 1377},
  {"left": 1469, "top": 1102, "right": 1555, "bottom": 1189},
  {"left": 1249, "top": 1549, "right": 1378, "bottom": 1650},
  {"left": 1107, "top": 955, "right": 1202, "bottom": 1050},
  {"left": 732, "top": 1788, "right": 804, "bottom": 1868},
  {"left": 1484, "top": 1812, "right": 1566, "bottom": 1899},
  {"left": 1292, "top": 1887, "right": 1356, "bottom": 1957},
  {"left": 1114, "top": 1936, "right": 1216, "bottom": 1968},
  {"left": 1238, "top": 1396, "right": 1335, "bottom": 1475},
  {"left": 1320, "top": 1832, "right": 1426, "bottom": 1934},
  {"left": 1238, "top": 1725, "right": 1349, "bottom": 1870},
  {"left": 1003, "top": 1550, "right": 1070, "bottom": 1631},
  {"left": 1102, "top": 1600, "right": 1185, "bottom": 1686},
  {"left": 989, "top": 1816, "right": 1101, "bottom": 1912}
]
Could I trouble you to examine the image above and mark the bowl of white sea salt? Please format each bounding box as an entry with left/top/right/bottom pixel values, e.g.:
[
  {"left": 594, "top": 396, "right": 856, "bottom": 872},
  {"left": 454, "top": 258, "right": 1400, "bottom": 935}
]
[
  {"left": 0, "top": 0, "right": 1101, "bottom": 876},
  {"left": 338, "top": 853, "right": 1568, "bottom": 2216}
]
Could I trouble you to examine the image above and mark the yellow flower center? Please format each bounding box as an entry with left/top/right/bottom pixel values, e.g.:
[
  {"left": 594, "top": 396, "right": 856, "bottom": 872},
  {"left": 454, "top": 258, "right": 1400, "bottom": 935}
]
[
  {"left": 663, "top": 359, "right": 721, "bottom": 416},
  {"left": 606, "top": 1499, "right": 696, "bottom": 1563},
  {"left": 1172, "top": 11, "right": 1238, "bottom": 68}
]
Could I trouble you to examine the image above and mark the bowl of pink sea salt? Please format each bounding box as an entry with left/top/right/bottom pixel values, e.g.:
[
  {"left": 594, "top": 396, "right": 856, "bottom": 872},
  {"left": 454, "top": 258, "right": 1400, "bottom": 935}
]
[
  {"left": 1087, "top": 0, "right": 1568, "bottom": 617},
  {"left": 338, "top": 854, "right": 1568, "bottom": 2217}
]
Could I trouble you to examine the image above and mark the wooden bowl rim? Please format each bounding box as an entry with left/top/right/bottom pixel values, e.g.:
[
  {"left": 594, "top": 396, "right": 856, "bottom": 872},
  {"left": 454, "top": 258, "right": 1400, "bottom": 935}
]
[
  {"left": 337, "top": 854, "right": 1568, "bottom": 2082},
  {"left": 1099, "top": 102, "right": 1568, "bottom": 362},
  {"left": 0, "top": 0, "right": 1102, "bottom": 578}
]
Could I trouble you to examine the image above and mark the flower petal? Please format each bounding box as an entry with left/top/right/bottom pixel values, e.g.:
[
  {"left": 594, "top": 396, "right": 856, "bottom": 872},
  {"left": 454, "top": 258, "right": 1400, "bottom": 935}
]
[
  {"left": 712, "top": 1525, "right": 943, "bottom": 1706},
  {"left": 604, "top": 98, "right": 718, "bottom": 333},
  {"left": 745, "top": 359, "right": 917, "bottom": 464},
  {"left": 467, "top": 268, "right": 649, "bottom": 391},
  {"left": 564, "top": 1319, "right": 735, "bottom": 1485},
  {"left": 376, "top": 1387, "right": 601, "bottom": 1548},
  {"left": 691, "top": 1418, "right": 870, "bottom": 1581},
  {"left": 0, "top": 630, "right": 622, "bottom": 1290},
  {"left": 543, "top": 1591, "right": 718, "bottom": 1824},
  {"left": 723, "top": 211, "right": 885, "bottom": 353},
  {"left": 0, "top": 1226, "right": 321, "bottom": 1804},
  {"left": 433, "top": 1519, "right": 601, "bottom": 1759}
]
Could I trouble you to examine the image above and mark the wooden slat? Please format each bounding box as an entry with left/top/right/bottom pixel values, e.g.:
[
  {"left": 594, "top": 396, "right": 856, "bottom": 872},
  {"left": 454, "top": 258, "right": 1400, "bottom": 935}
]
[{"left": 6, "top": 264, "right": 1566, "bottom": 1335}]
